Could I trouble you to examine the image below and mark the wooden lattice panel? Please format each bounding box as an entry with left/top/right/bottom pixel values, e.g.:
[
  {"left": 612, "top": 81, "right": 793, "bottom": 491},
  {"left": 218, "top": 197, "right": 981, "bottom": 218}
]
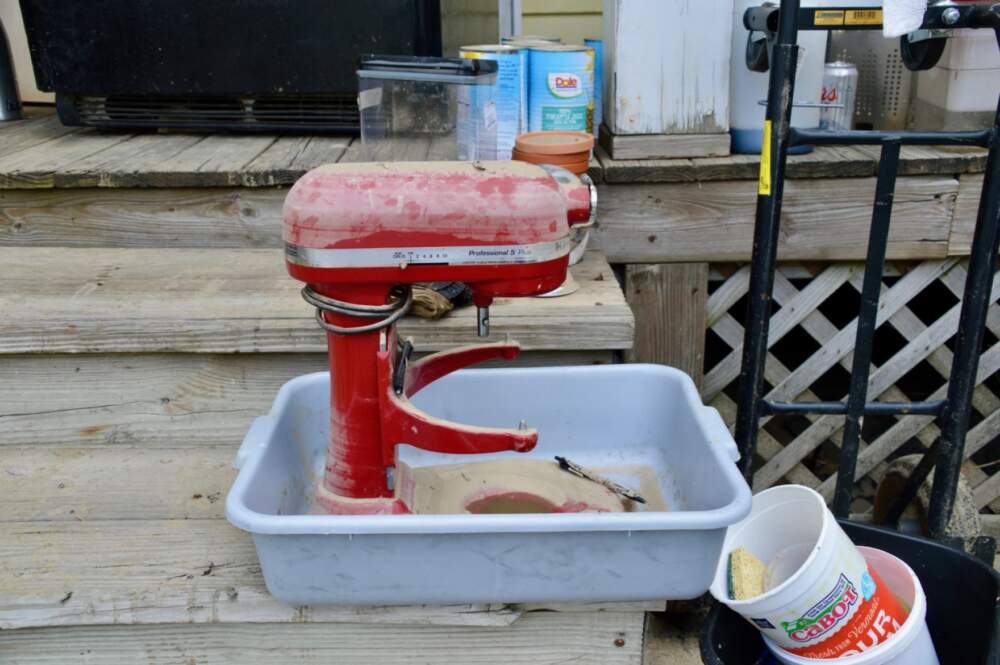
[{"left": 705, "top": 260, "right": 1000, "bottom": 514}]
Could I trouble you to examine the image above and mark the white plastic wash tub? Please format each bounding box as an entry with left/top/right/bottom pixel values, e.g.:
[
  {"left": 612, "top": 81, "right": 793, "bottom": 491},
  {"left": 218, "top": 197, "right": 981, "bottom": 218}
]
[{"left": 226, "top": 364, "right": 752, "bottom": 605}]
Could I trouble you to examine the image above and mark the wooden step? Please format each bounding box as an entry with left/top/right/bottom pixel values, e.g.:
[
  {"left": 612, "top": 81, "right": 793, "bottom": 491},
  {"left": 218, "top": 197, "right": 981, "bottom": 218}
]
[
  {"left": 0, "top": 111, "right": 985, "bottom": 192},
  {"left": 0, "top": 245, "right": 641, "bottom": 641},
  {"left": 595, "top": 175, "right": 961, "bottom": 264},
  {"left": 0, "top": 174, "right": 973, "bottom": 262},
  {"left": 0, "top": 611, "right": 645, "bottom": 664},
  {"left": 0, "top": 248, "right": 632, "bottom": 354},
  {"left": 0, "top": 112, "right": 986, "bottom": 266},
  {"left": 0, "top": 442, "right": 660, "bottom": 632},
  {"left": 0, "top": 514, "right": 655, "bottom": 632},
  {"left": 0, "top": 115, "right": 650, "bottom": 657},
  {"left": 0, "top": 113, "right": 352, "bottom": 190},
  {"left": 0, "top": 350, "right": 612, "bottom": 450}
]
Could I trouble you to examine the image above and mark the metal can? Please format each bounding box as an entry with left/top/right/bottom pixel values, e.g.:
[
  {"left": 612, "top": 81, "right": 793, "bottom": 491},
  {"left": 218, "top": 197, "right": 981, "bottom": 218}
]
[
  {"left": 527, "top": 44, "right": 595, "bottom": 133},
  {"left": 820, "top": 61, "right": 859, "bottom": 131},
  {"left": 501, "top": 35, "right": 561, "bottom": 46}
]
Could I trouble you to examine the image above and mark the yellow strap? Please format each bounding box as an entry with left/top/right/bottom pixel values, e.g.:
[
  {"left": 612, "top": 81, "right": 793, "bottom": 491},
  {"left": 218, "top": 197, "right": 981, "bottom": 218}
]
[{"left": 758, "top": 120, "right": 772, "bottom": 196}]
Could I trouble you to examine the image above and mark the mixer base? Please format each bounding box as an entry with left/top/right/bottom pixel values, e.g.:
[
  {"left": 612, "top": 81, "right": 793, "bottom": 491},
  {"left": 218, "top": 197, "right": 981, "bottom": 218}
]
[{"left": 314, "top": 483, "right": 409, "bottom": 515}]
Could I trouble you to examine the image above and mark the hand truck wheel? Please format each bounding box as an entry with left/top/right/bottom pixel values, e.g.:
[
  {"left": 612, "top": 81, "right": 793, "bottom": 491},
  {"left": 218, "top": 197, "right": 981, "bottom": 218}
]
[{"left": 900, "top": 34, "right": 948, "bottom": 71}]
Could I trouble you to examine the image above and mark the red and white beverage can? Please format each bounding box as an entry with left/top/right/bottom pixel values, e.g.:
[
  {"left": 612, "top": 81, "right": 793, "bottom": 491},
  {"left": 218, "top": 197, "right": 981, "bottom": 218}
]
[{"left": 820, "top": 61, "right": 859, "bottom": 131}]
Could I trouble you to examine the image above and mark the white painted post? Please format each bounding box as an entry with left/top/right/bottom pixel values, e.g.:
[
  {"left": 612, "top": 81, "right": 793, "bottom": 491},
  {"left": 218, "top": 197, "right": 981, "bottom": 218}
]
[{"left": 602, "top": 0, "right": 733, "bottom": 158}]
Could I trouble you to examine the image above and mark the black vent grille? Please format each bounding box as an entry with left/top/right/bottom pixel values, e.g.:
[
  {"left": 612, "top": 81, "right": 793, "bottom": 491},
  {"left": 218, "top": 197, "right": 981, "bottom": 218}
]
[{"left": 72, "top": 93, "right": 359, "bottom": 132}]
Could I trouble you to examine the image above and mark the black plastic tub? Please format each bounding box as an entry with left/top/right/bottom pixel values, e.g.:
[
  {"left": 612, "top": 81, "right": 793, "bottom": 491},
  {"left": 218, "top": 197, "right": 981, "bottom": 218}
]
[{"left": 700, "top": 521, "right": 1000, "bottom": 665}]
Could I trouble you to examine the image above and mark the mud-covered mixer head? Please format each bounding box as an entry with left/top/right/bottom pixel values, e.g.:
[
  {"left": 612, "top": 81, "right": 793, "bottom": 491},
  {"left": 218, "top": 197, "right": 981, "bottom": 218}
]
[
  {"left": 283, "top": 160, "right": 595, "bottom": 337},
  {"left": 281, "top": 161, "right": 596, "bottom": 508}
]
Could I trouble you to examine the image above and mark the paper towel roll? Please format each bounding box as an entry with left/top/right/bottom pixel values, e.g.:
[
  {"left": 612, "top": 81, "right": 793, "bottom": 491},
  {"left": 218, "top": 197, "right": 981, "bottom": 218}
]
[{"left": 884, "top": 0, "right": 927, "bottom": 38}]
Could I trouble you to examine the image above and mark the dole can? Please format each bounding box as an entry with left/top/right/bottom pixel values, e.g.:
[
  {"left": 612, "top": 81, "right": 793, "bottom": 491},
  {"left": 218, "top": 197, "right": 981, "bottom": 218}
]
[
  {"left": 528, "top": 44, "right": 595, "bottom": 133},
  {"left": 710, "top": 486, "right": 909, "bottom": 659},
  {"left": 460, "top": 45, "right": 525, "bottom": 157}
]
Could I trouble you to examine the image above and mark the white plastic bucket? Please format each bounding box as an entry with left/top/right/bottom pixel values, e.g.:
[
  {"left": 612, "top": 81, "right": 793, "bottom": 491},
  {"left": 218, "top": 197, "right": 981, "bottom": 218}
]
[
  {"left": 765, "top": 547, "right": 939, "bottom": 665},
  {"left": 710, "top": 486, "right": 908, "bottom": 658}
]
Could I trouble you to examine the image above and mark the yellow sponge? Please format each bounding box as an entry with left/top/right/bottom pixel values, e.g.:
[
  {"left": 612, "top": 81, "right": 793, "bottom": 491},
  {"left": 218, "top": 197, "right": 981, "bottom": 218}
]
[{"left": 727, "top": 547, "right": 769, "bottom": 600}]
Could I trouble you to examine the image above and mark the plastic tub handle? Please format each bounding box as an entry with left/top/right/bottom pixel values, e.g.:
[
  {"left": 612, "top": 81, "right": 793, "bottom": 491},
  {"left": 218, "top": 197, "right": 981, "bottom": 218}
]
[
  {"left": 235, "top": 415, "right": 275, "bottom": 469},
  {"left": 700, "top": 406, "right": 740, "bottom": 462}
]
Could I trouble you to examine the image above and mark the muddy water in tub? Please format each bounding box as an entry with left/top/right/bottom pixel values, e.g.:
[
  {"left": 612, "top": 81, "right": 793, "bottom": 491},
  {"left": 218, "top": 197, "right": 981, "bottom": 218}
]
[{"left": 401, "top": 459, "right": 667, "bottom": 514}]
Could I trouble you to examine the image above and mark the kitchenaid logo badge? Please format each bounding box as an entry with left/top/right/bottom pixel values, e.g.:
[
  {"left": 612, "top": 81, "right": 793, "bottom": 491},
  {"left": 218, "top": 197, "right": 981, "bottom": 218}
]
[
  {"left": 781, "top": 574, "right": 859, "bottom": 642},
  {"left": 548, "top": 72, "right": 582, "bottom": 98}
]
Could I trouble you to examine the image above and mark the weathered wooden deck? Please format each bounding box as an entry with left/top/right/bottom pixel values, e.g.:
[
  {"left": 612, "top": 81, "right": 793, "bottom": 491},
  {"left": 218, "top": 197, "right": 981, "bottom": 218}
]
[{"left": 0, "top": 108, "right": 994, "bottom": 663}]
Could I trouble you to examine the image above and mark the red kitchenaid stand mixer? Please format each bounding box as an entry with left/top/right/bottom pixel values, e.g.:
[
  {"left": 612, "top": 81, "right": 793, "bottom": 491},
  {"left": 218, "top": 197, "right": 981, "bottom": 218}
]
[{"left": 283, "top": 161, "right": 595, "bottom": 514}]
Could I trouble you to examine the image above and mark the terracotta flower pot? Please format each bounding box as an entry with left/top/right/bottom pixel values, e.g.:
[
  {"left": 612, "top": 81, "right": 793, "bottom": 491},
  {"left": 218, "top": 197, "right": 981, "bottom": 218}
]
[{"left": 512, "top": 131, "right": 594, "bottom": 176}]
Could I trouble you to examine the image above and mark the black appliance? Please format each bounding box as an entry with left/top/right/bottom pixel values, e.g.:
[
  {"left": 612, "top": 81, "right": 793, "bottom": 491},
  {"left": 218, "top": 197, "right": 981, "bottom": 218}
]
[{"left": 18, "top": 0, "right": 447, "bottom": 132}]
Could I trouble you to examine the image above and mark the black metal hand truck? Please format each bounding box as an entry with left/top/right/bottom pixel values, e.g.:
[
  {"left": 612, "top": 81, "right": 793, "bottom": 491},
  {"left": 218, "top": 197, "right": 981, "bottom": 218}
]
[{"left": 735, "top": 0, "right": 1000, "bottom": 547}]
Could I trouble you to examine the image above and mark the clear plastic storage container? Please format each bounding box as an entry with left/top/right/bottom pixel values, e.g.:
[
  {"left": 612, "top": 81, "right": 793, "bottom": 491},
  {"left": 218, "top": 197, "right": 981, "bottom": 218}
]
[{"left": 357, "top": 56, "right": 498, "bottom": 161}]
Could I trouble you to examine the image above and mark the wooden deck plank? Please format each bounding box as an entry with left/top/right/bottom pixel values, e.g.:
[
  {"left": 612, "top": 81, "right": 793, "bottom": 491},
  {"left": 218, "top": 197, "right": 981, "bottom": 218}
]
[
  {"left": 0, "top": 445, "right": 236, "bottom": 522},
  {"left": 0, "top": 113, "right": 79, "bottom": 160},
  {"left": 599, "top": 145, "right": 876, "bottom": 184},
  {"left": 924, "top": 145, "right": 989, "bottom": 174},
  {"left": 0, "top": 249, "right": 633, "bottom": 353},
  {"left": 598, "top": 125, "right": 730, "bottom": 160},
  {"left": 0, "top": 129, "right": 136, "bottom": 189},
  {"left": 949, "top": 173, "right": 985, "bottom": 255},
  {"left": 593, "top": 176, "right": 958, "bottom": 263},
  {"left": 0, "top": 187, "right": 286, "bottom": 248},
  {"left": 51, "top": 133, "right": 208, "bottom": 188},
  {"left": 0, "top": 351, "right": 612, "bottom": 449},
  {"left": 0, "top": 612, "right": 644, "bottom": 663},
  {"left": 0, "top": 518, "right": 518, "bottom": 629},
  {"left": 0, "top": 111, "right": 984, "bottom": 188},
  {"left": 0, "top": 173, "right": 964, "bottom": 264},
  {"left": 854, "top": 144, "right": 989, "bottom": 176},
  {"left": 240, "top": 135, "right": 352, "bottom": 186},
  {"left": 132, "top": 134, "right": 281, "bottom": 187},
  {"left": 0, "top": 516, "right": 654, "bottom": 631}
]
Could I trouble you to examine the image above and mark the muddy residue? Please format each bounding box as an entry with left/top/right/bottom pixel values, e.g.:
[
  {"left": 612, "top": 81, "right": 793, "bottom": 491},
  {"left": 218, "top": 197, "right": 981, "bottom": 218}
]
[{"left": 401, "top": 458, "right": 667, "bottom": 515}]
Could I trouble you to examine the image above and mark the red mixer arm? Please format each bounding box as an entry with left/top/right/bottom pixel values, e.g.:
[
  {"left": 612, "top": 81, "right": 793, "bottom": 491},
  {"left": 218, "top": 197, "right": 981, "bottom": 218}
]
[
  {"left": 402, "top": 343, "right": 521, "bottom": 397},
  {"left": 376, "top": 344, "right": 537, "bottom": 467}
]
